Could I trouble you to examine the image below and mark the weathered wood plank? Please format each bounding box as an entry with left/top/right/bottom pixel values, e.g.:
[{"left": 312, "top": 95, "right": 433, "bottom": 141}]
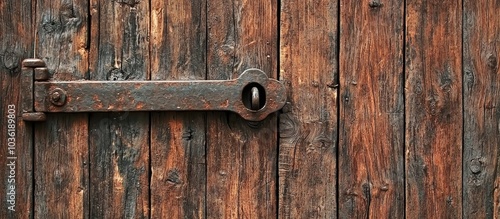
[
  {"left": 88, "top": 0, "right": 149, "bottom": 218},
  {"left": 0, "top": 0, "right": 33, "bottom": 218},
  {"left": 206, "top": 0, "right": 278, "bottom": 218},
  {"left": 279, "top": 0, "right": 338, "bottom": 218},
  {"left": 338, "top": 0, "right": 404, "bottom": 218},
  {"left": 35, "top": 115, "right": 89, "bottom": 218},
  {"left": 405, "top": 0, "right": 463, "bottom": 218},
  {"left": 463, "top": 0, "right": 500, "bottom": 218},
  {"left": 150, "top": 0, "right": 206, "bottom": 218},
  {"left": 33, "top": 0, "right": 89, "bottom": 218}
]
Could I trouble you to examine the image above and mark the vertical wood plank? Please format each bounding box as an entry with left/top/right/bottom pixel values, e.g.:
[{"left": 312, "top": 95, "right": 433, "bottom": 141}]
[
  {"left": 206, "top": 0, "right": 278, "bottom": 218},
  {"left": 279, "top": 0, "right": 338, "bottom": 218},
  {"left": 88, "top": 0, "right": 149, "bottom": 218},
  {"left": 338, "top": 0, "right": 404, "bottom": 218},
  {"left": 150, "top": 0, "right": 206, "bottom": 218},
  {"left": 35, "top": 116, "right": 89, "bottom": 218},
  {"left": 34, "top": 0, "right": 89, "bottom": 218},
  {"left": 0, "top": 0, "right": 33, "bottom": 218},
  {"left": 405, "top": 0, "right": 463, "bottom": 218},
  {"left": 463, "top": 0, "right": 500, "bottom": 218}
]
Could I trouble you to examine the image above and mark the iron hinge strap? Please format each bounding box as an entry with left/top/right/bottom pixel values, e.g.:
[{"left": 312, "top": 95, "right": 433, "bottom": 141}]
[{"left": 21, "top": 59, "right": 286, "bottom": 122}]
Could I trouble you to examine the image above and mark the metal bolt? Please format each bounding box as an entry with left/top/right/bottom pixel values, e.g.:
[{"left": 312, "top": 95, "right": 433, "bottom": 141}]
[
  {"left": 51, "top": 91, "right": 61, "bottom": 102},
  {"left": 49, "top": 88, "right": 67, "bottom": 106}
]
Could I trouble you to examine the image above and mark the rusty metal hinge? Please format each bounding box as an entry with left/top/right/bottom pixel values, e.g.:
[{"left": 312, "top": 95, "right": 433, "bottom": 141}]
[{"left": 21, "top": 59, "right": 286, "bottom": 122}]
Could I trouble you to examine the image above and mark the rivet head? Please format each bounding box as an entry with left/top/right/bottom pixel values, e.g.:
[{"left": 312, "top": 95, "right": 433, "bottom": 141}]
[{"left": 49, "top": 88, "right": 67, "bottom": 106}]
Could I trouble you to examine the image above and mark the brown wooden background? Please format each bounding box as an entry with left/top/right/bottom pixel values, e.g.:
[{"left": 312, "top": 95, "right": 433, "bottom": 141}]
[{"left": 1, "top": 0, "right": 499, "bottom": 218}]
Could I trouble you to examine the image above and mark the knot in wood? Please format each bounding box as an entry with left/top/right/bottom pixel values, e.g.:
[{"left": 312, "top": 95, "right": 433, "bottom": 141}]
[
  {"left": 369, "top": 1, "right": 382, "bottom": 8},
  {"left": 469, "top": 159, "right": 482, "bottom": 174},
  {"left": 487, "top": 54, "right": 497, "bottom": 69}
]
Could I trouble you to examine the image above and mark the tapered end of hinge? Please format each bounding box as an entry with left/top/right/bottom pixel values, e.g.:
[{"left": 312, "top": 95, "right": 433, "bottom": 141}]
[
  {"left": 22, "top": 112, "right": 46, "bottom": 122},
  {"left": 22, "top": 58, "right": 45, "bottom": 68}
]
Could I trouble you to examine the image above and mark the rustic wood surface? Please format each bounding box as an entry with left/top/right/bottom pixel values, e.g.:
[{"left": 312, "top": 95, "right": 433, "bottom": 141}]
[
  {"left": 206, "top": 0, "right": 278, "bottom": 218},
  {"left": 88, "top": 0, "right": 150, "bottom": 218},
  {"left": 338, "top": 0, "right": 404, "bottom": 218},
  {"left": 463, "top": 0, "right": 500, "bottom": 218},
  {"left": 339, "top": 0, "right": 405, "bottom": 218},
  {"left": 279, "top": 0, "right": 338, "bottom": 218},
  {"left": 2, "top": 0, "right": 500, "bottom": 218},
  {"left": 150, "top": 0, "right": 206, "bottom": 218},
  {"left": 0, "top": 0, "right": 33, "bottom": 218},
  {"left": 405, "top": 0, "right": 463, "bottom": 218},
  {"left": 33, "top": 0, "right": 90, "bottom": 218}
]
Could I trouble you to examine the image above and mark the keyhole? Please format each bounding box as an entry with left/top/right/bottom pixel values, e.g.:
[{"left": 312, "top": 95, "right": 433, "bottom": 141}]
[{"left": 242, "top": 83, "right": 266, "bottom": 111}]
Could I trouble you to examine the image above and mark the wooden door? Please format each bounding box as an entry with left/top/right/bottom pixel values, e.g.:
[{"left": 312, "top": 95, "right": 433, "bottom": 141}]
[{"left": 1, "top": 0, "right": 499, "bottom": 218}]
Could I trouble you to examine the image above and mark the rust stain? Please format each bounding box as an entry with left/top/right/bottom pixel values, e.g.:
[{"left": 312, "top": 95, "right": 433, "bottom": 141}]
[
  {"left": 220, "top": 99, "right": 229, "bottom": 108},
  {"left": 92, "top": 94, "right": 104, "bottom": 109},
  {"left": 201, "top": 99, "right": 211, "bottom": 109},
  {"left": 136, "top": 102, "right": 145, "bottom": 109}
]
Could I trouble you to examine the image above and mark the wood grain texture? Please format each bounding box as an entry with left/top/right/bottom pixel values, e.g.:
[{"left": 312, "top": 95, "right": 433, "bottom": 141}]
[
  {"left": 405, "top": 0, "right": 463, "bottom": 218},
  {"left": 338, "top": 0, "right": 404, "bottom": 218},
  {"left": 34, "top": 115, "right": 89, "bottom": 218},
  {"left": 463, "top": 0, "right": 500, "bottom": 218},
  {"left": 206, "top": 0, "right": 278, "bottom": 218},
  {"left": 34, "top": 0, "right": 89, "bottom": 218},
  {"left": 0, "top": 0, "right": 33, "bottom": 218},
  {"left": 150, "top": 0, "right": 206, "bottom": 218},
  {"left": 6, "top": 1, "right": 499, "bottom": 217},
  {"left": 279, "top": 0, "right": 338, "bottom": 218},
  {"left": 88, "top": 0, "right": 150, "bottom": 218}
]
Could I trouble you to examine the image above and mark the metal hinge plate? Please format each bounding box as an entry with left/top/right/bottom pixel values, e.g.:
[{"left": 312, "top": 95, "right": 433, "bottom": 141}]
[{"left": 21, "top": 59, "right": 286, "bottom": 122}]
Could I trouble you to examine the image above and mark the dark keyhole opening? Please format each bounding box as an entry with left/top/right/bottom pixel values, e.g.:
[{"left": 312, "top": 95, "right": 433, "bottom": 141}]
[{"left": 242, "top": 83, "right": 266, "bottom": 111}]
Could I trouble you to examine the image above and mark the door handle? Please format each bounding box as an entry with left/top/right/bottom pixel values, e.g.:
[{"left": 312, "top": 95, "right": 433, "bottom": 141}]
[{"left": 21, "top": 59, "right": 286, "bottom": 122}]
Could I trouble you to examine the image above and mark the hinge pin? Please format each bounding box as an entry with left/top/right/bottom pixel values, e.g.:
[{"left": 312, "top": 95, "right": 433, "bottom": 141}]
[
  {"left": 22, "top": 58, "right": 47, "bottom": 122},
  {"left": 22, "top": 58, "right": 45, "bottom": 68}
]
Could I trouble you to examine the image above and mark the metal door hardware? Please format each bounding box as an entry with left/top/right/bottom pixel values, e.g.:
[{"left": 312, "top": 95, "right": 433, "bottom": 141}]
[{"left": 21, "top": 59, "right": 286, "bottom": 122}]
